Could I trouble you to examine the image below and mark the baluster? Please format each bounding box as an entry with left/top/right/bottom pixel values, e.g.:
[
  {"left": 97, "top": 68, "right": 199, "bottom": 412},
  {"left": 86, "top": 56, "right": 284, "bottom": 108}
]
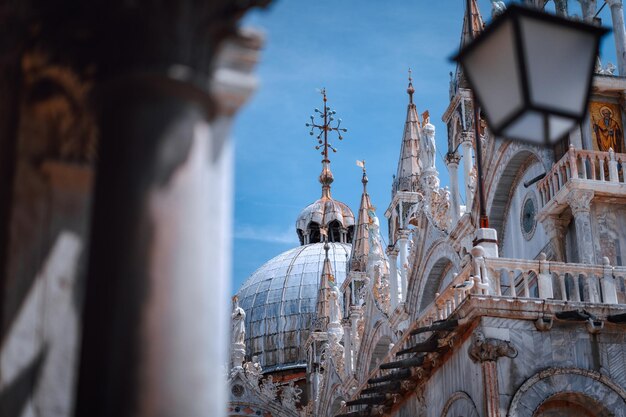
[
  {"left": 509, "top": 270, "right": 517, "bottom": 297},
  {"left": 572, "top": 275, "right": 581, "bottom": 302},
  {"left": 580, "top": 155, "right": 587, "bottom": 180},
  {"left": 588, "top": 274, "right": 600, "bottom": 303},
  {"left": 599, "top": 157, "right": 606, "bottom": 181},
  {"left": 559, "top": 273, "right": 567, "bottom": 301},
  {"left": 557, "top": 166, "right": 563, "bottom": 188},
  {"left": 523, "top": 271, "right": 530, "bottom": 298},
  {"left": 590, "top": 155, "right": 597, "bottom": 180},
  {"left": 568, "top": 145, "right": 579, "bottom": 179}
]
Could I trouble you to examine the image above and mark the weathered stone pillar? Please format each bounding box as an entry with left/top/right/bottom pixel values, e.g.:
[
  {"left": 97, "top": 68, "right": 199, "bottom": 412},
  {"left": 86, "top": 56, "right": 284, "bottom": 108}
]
[
  {"left": 541, "top": 215, "right": 567, "bottom": 262},
  {"left": 581, "top": 0, "right": 599, "bottom": 22},
  {"left": 566, "top": 190, "right": 595, "bottom": 264},
  {"left": 602, "top": 256, "right": 619, "bottom": 303},
  {"left": 607, "top": 0, "right": 626, "bottom": 76},
  {"left": 445, "top": 152, "right": 462, "bottom": 223},
  {"left": 342, "top": 318, "right": 353, "bottom": 373},
  {"left": 462, "top": 138, "right": 474, "bottom": 207},
  {"left": 469, "top": 330, "right": 518, "bottom": 417},
  {"left": 397, "top": 231, "right": 410, "bottom": 302},
  {"left": 73, "top": 7, "right": 265, "bottom": 417},
  {"left": 386, "top": 246, "right": 399, "bottom": 308}
]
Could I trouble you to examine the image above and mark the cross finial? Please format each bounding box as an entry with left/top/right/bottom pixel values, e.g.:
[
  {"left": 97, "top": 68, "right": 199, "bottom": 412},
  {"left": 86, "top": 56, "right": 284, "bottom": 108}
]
[{"left": 305, "top": 89, "right": 348, "bottom": 198}]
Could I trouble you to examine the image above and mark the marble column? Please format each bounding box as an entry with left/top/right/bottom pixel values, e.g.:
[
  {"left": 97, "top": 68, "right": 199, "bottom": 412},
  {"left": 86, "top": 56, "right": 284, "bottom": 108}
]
[
  {"left": 397, "top": 230, "right": 410, "bottom": 302},
  {"left": 566, "top": 190, "right": 595, "bottom": 264},
  {"left": 462, "top": 138, "right": 474, "bottom": 208},
  {"left": 608, "top": 0, "right": 626, "bottom": 76},
  {"left": 342, "top": 318, "right": 353, "bottom": 374},
  {"left": 74, "top": 24, "right": 264, "bottom": 417},
  {"left": 541, "top": 215, "right": 568, "bottom": 262},
  {"left": 581, "top": 0, "right": 599, "bottom": 22},
  {"left": 445, "top": 152, "right": 462, "bottom": 223},
  {"left": 386, "top": 247, "right": 399, "bottom": 309}
]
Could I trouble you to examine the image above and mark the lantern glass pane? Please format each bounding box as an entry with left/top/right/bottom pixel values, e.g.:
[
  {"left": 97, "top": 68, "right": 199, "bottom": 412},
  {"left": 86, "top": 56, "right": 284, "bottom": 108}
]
[
  {"left": 520, "top": 16, "right": 596, "bottom": 117},
  {"left": 463, "top": 20, "right": 524, "bottom": 130},
  {"left": 549, "top": 115, "right": 576, "bottom": 142},
  {"left": 502, "top": 110, "right": 544, "bottom": 144}
]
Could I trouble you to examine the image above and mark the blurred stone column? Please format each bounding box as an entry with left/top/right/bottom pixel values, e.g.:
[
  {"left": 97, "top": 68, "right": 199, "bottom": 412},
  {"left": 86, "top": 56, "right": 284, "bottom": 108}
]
[
  {"left": 566, "top": 190, "right": 595, "bottom": 264},
  {"left": 386, "top": 247, "right": 399, "bottom": 308},
  {"left": 445, "top": 152, "right": 461, "bottom": 223},
  {"left": 607, "top": 0, "right": 626, "bottom": 76},
  {"left": 74, "top": 6, "right": 266, "bottom": 417}
]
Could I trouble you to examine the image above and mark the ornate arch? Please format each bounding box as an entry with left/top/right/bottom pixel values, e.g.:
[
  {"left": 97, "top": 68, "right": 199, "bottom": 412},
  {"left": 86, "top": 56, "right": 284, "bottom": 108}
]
[
  {"left": 483, "top": 143, "right": 549, "bottom": 249},
  {"left": 355, "top": 319, "right": 394, "bottom": 382},
  {"left": 507, "top": 368, "right": 626, "bottom": 417},
  {"left": 406, "top": 239, "right": 460, "bottom": 318},
  {"left": 440, "top": 391, "right": 480, "bottom": 417}
]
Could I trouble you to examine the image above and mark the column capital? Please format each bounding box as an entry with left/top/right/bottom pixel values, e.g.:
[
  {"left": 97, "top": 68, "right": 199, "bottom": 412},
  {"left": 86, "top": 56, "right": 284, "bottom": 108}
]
[
  {"left": 397, "top": 229, "right": 411, "bottom": 241},
  {"left": 468, "top": 331, "right": 518, "bottom": 363},
  {"left": 607, "top": 0, "right": 623, "bottom": 8},
  {"left": 541, "top": 215, "right": 567, "bottom": 239},
  {"left": 386, "top": 246, "right": 399, "bottom": 257},
  {"left": 445, "top": 152, "right": 461, "bottom": 167},
  {"left": 566, "top": 189, "right": 594, "bottom": 216}
]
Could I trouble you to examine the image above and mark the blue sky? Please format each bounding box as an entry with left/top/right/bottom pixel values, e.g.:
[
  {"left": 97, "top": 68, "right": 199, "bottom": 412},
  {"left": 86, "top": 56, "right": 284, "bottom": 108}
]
[{"left": 231, "top": 0, "right": 618, "bottom": 292}]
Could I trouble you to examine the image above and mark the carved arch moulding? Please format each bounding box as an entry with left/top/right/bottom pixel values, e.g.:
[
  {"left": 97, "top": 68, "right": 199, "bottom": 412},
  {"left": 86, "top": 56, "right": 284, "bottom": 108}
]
[
  {"left": 440, "top": 391, "right": 480, "bottom": 417},
  {"left": 507, "top": 368, "right": 626, "bottom": 417}
]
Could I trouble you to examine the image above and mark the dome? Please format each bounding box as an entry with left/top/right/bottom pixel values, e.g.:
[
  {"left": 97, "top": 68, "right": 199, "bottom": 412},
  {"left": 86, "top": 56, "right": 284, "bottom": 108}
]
[
  {"left": 236, "top": 242, "right": 351, "bottom": 372},
  {"left": 295, "top": 198, "right": 355, "bottom": 245}
]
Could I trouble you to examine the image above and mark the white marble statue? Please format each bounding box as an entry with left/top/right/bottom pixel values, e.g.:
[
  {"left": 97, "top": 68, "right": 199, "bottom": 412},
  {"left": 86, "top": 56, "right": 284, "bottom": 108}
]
[
  {"left": 329, "top": 285, "right": 342, "bottom": 325},
  {"left": 422, "top": 122, "right": 436, "bottom": 171},
  {"left": 281, "top": 381, "right": 303, "bottom": 409},
  {"left": 231, "top": 296, "right": 246, "bottom": 346}
]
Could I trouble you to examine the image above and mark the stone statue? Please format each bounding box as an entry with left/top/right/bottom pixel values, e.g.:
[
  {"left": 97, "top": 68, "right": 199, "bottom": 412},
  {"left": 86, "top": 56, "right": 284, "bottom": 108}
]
[
  {"left": 231, "top": 296, "right": 246, "bottom": 346},
  {"left": 329, "top": 286, "right": 342, "bottom": 325},
  {"left": 260, "top": 375, "right": 278, "bottom": 399},
  {"left": 491, "top": 0, "right": 506, "bottom": 17},
  {"left": 243, "top": 355, "right": 262, "bottom": 384},
  {"left": 280, "top": 381, "right": 303, "bottom": 409},
  {"left": 422, "top": 122, "right": 436, "bottom": 171},
  {"left": 468, "top": 330, "right": 518, "bottom": 362}
]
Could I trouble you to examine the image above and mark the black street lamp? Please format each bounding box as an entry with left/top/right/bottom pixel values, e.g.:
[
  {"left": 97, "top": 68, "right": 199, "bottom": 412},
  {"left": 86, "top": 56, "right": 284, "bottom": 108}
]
[
  {"left": 455, "top": 4, "right": 608, "bottom": 146},
  {"left": 453, "top": 1, "right": 608, "bottom": 230}
]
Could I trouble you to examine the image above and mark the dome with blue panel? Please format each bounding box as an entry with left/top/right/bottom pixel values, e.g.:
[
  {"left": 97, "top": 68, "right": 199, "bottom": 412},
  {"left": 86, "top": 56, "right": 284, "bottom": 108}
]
[{"left": 236, "top": 158, "right": 355, "bottom": 372}]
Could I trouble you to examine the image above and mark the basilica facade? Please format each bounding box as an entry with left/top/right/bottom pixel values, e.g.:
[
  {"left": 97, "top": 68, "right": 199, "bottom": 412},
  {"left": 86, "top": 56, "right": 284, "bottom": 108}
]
[{"left": 228, "top": 1, "right": 626, "bottom": 416}]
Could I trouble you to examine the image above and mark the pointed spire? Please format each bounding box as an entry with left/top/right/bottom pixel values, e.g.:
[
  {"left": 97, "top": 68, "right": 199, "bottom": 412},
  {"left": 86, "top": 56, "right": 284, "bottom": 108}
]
[
  {"left": 394, "top": 73, "right": 422, "bottom": 194},
  {"left": 316, "top": 230, "right": 334, "bottom": 327},
  {"left": 461, "top": 0, "right": 484, "bottom": 46},
  {"left": 351, "top": 161, "right": 373, "bottom": 272}
]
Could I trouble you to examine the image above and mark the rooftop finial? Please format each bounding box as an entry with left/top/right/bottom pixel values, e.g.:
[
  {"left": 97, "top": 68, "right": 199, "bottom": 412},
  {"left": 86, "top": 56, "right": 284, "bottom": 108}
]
[
  {"left": 356, "top": 160, "right": 368, "bottom": 191},
  {"left": 305, "top": 89, "right": 348, "bottom": 199},
  {"left": 407, "top": 68, "right": 415, "bottom": 104}
]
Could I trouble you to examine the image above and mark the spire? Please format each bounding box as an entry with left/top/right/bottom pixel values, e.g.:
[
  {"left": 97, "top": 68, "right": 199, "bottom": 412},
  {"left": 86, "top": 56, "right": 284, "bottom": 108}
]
[
  {"left": 394, "top": 72, "right": 422, "bottom": 194},
  {"left": 350, "top": 161, "right": 373, "bottom": 272},
  {"left": 316, "top": 231, "right": 334, "bottom": 328},
  {"left": 306, "top": 89, "right": 348, "bottom": 200},
  {"left": 461, "top": 0, "right": 484, "bottom": 47}
]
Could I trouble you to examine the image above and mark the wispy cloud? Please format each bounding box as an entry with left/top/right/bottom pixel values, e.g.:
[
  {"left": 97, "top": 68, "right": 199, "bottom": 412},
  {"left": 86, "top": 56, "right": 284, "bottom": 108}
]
[{"left": 234, "top": 224, "right": 299, "bottom": 245}]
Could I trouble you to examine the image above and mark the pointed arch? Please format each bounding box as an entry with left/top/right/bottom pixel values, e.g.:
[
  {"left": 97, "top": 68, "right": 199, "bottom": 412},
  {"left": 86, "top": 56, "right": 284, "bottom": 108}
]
[{"left": 406, "top": 239, "right": 460, "bottom": 318}]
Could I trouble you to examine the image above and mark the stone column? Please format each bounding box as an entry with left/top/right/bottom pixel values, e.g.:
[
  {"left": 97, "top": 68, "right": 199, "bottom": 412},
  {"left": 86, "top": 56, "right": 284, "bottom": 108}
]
[
  {"left": 581, "top": 0, "right": 599, "bottom": 22},
  {"left": 608, "top": 0, "right": 626, "bottom": 76},
  {"left": 445, "top": 152, "right": 462, "bottom": 223},
  {"left": 342, "top": 318, "right": 353, "bottom": 373},
  {"left": 397, "top": 230, "right": 410, "bottom": 302},
  {"left": 74, "top": 24, "right": 264, "bottom": 417},
  {"left": 386, "top": 246, "right": 399, "bottom": 309},
  {"left": 541, "top": 215, "right": 567, "bottom": 262},
  {"left": 469, "top": 331, "right": 518, "bottom": 417},
  {"left": 566, "top": 190, "right": 596, "bottom": 264},
  {"left": 462, "top": 138, "right": 475, "bottom": 208}
]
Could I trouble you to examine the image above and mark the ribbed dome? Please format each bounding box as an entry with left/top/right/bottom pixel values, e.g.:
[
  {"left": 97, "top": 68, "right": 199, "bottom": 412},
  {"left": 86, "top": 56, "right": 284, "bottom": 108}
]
[
  {"left": 296, "top": 198, "right": 355, "bottom": 245},
  {"left": 236, "top": 242, "right": 351, "bottom": 372}
]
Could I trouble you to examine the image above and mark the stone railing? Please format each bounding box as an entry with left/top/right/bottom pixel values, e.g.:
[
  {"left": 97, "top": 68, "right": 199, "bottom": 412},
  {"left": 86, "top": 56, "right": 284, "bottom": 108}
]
[
  {"left": 417, "top": 249, "right": 626, "bottom": 325},
  {"left": 537, "top": 145, "right": 626, "bottom": 208}
]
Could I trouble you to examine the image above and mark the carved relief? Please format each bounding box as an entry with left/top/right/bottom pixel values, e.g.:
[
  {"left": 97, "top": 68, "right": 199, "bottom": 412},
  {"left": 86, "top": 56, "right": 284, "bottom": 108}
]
[{"left": 468, "top": 330, "right": 517, "bottom": 362}]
